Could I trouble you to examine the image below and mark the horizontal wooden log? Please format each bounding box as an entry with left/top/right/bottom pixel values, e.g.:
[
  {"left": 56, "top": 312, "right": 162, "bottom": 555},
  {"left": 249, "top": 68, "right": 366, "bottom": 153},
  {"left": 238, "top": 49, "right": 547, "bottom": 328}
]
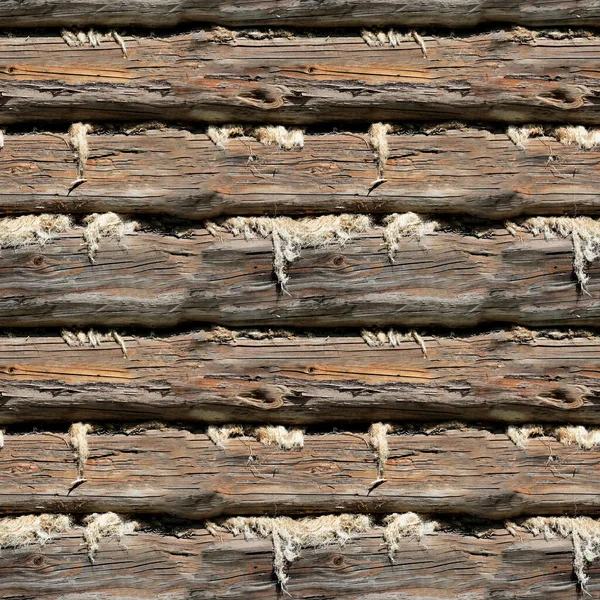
[
  {"left": 4, "top": 128, "right": 600, "bottom": 219},
  {"left": 1, "top": 226, "right": 600, "bottom": 329},
  {"left": 2, "top": 429, "right": 600, "bottom": 519},
  {"left": 2, "top": 330, "right": 600, "bottom": 425},
  {"left": 2, "top": 31, "right": 600, "bottom": 125},
  {"left": 0, "top": 524, "right": 594, "bottom": 599},
  {"left": 1, "top": 0, "right": 600, "bottom": 29}
]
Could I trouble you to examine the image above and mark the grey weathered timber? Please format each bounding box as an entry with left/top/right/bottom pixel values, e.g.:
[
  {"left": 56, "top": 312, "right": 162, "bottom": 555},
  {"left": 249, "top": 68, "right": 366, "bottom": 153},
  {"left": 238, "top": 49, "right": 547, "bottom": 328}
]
[
  {"left": 0, "top": 0, "right": 599, "bottom": 29},
  {"left": 1, "top": 330, "right": 600, "bottom": 425},
  {"left": 0, "top": 226, "right": 599, "bottom": 329},
  {"left": 3, "top": 128, "right": 600, "bottom": 219},
  {"left": 2, "top": 31, "right": 600, "bottom": 125},
  {"left": 1, "top": 428, "right": 599, "bottom": 518},
  {"left": 0, "top": 525, "right": 594, "bottom": 599}
]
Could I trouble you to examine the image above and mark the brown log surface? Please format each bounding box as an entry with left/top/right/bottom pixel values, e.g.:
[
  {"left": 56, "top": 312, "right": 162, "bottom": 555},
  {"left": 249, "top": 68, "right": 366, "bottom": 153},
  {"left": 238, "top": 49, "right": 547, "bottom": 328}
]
[
  {"left": 0, "top": 525, "right": 594, "bottom": 599},
  {"left": 1, "top": 0, "right": 599, "bottom": 28},
  {"left": 2, "top": 32, "right": 600, "bottom": 125},
  {"left": 0, "top": 226, "right": 599, "bottom": 329},
  {"left": 1, "top": 428, "right": 600, "bottom": 519},
  {"left": 4, "top": 128, "right": 600, "bottom": 219},
  {"left": 2, "top": 330, "right": 600, "bottom": 425}
]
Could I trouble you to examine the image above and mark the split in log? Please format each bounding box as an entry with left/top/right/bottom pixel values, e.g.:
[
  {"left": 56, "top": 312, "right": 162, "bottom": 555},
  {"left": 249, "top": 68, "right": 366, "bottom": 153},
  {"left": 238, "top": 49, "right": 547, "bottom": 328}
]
[
  {"left": 2, "top": 0, "right": 600, "bottom": 29},
  {"left": 2, "top": 329, "right": 600, "bottom": 425},
  {"left": 0, "top": 520, "right": 596, "bottom": 598},
  {"left": 1, "top": 224, "right": 600, "bottom": 328},
  {"left": 4, "top": 127, "right": 600, "bottom": 219},
  {"left": 1, "top": 428, "right": 600, "bottom": 519},
  {"left": 2, "top": 31, "right": 600, "bottom": 125}
]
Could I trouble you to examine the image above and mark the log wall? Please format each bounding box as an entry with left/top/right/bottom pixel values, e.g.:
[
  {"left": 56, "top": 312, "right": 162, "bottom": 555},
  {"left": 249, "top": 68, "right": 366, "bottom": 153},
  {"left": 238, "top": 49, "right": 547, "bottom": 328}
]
[
  {"left": 0, "top": 428, "right": 597, "bottom": 519},
  {"left": 0, "top": 226, "right": 597, "bottom": 329},
  {"left": 3, "top": 128, "right": 600, "bottom": 220},
  {"left": 0, "top": 525, "right": 593, "bottom": 599},
  {"left": 1, "top": 330, "right": 599, "bottom": 425},
  {"left": 1, "top": 0, "right": 599, "bottom": 28},
  {"left": 1, "top": 0, "right": 600, "bottom": 595},
  {"left": 2, "top": 32, "right": 600, "bottom": 125}
]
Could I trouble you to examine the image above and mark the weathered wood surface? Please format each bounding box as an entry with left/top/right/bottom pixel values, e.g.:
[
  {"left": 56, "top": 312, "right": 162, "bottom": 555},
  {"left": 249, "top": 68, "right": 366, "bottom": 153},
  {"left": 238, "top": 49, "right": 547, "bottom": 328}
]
[
  {"left": 1, "top": 226, "right": 600, "bottom": 329},
  {"left": 2, "top": 330, "right": 600, "bottom": 425},
  {"left": 2, "top": 0, "right": 600, "bottom": 29},
  {"left": 2, "top": 32, "right": 600, "bottom": 125},
  {"left": 2, "top": 429, "right": 600, "bottom": 519},
  {"left": 4, "top": 128, "right": 600, "bottom": 219},
  {"left": 0, "top": 525, "right": 594, "bottom": 599}
]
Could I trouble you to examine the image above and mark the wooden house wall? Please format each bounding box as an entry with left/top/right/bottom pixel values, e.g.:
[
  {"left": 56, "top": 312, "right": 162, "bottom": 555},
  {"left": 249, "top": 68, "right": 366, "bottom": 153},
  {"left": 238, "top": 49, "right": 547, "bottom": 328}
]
[{"left": 0, "top": 2, "right": 600, "bottom": 598}]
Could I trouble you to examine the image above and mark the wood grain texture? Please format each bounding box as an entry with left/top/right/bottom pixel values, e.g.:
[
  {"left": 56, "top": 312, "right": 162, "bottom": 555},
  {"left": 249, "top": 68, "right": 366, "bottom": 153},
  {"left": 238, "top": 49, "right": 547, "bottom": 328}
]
[
  {"left": 1, "top": 0, "right": 599, "bottom": 28},
  {"left": 2, "top": 330, "right": 600, "bottom": 426},
  {"left": 2, "top": 31, "right": 600, "bottom": 125},
  {"left": 0, "top": 226, "right": 599, "bottom": 329},
  {"left": 1, "top": 428, "right": 600, "bottom": 519},
  {"left": 0, "top": 525, "right": 595, "bottom": 599},
  {"left": 4, "top": 127, "right": 600, "bottom": 219}
]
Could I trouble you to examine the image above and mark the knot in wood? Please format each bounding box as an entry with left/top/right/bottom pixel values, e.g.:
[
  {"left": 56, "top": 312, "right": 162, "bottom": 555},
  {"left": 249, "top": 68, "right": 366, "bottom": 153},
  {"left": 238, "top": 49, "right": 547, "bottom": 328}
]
[
  {"left": 536, "top": 384, "right": 589, "bottom": 409},
  {"left": 236, "top": 385, "right": 288, "bottom": 409}
]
